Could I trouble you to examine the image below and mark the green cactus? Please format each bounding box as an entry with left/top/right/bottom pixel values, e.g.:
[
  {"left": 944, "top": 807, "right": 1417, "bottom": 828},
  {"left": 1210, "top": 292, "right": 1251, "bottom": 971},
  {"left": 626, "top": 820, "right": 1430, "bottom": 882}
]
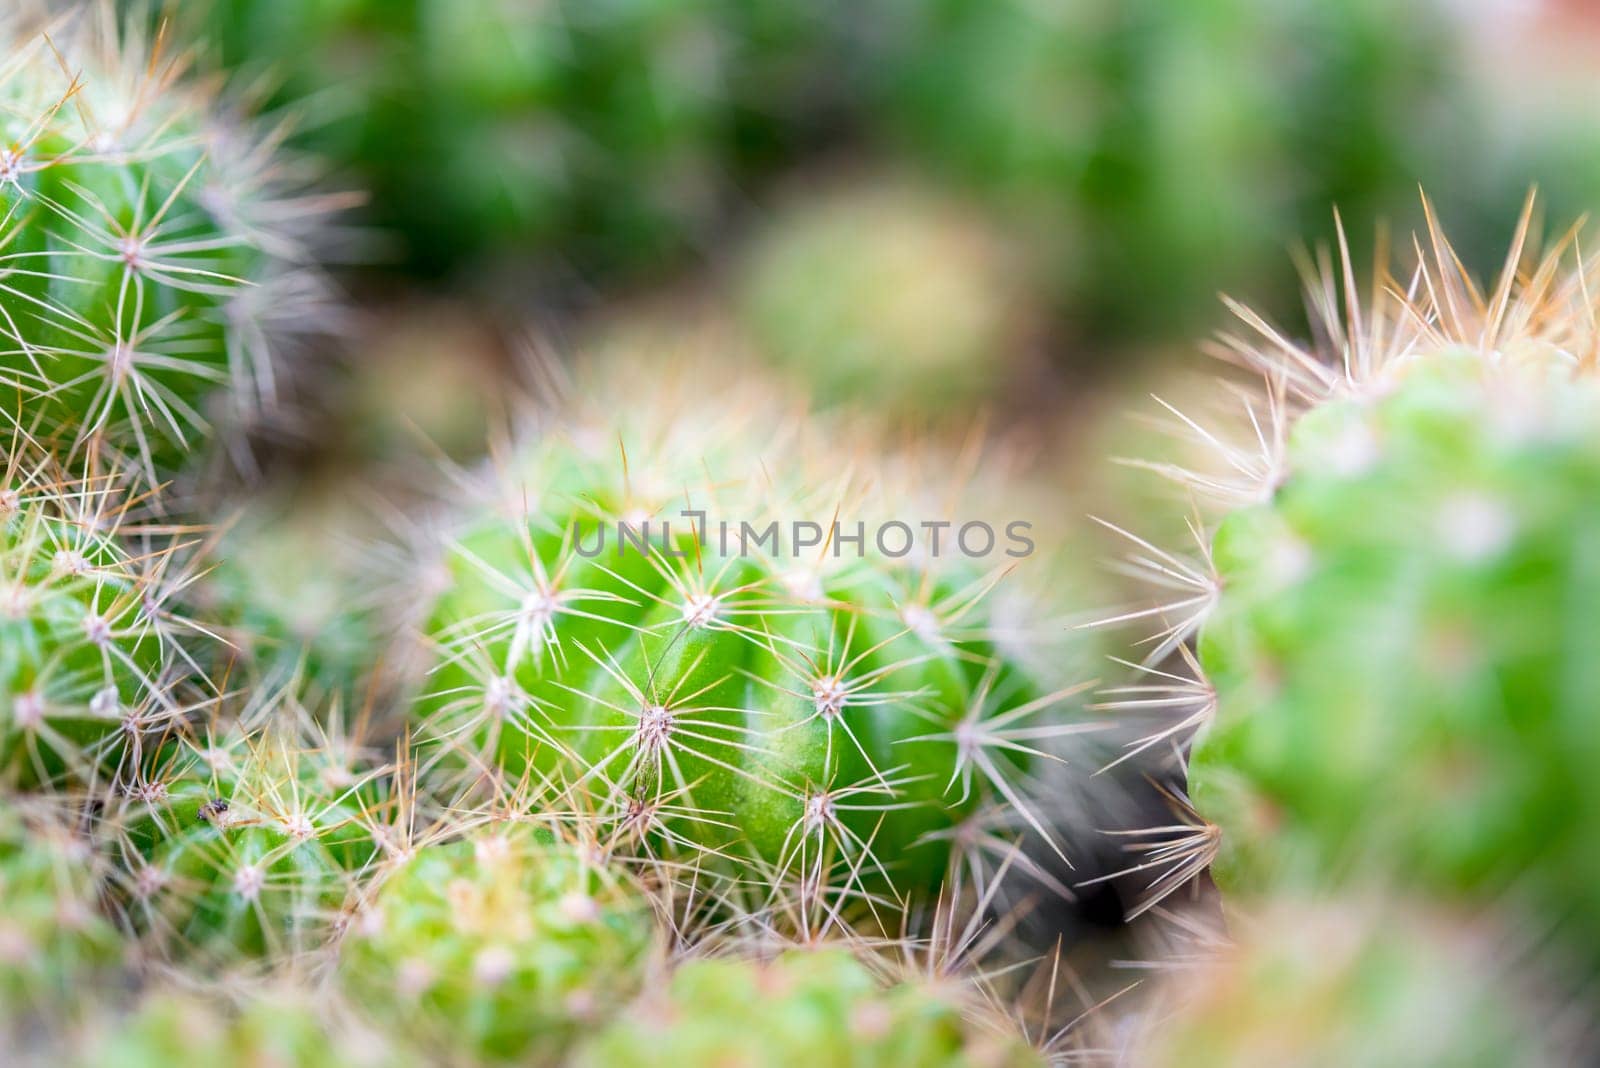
[
  {"left": 416, "top": 357, "right": 1083, "bottom": 910},
  {"left": 0, "top": 3, "right": 330, "bottom": 480},
  {"left": 0, "top": 462, "right": 189, "bottom": 790},
  {"left": 1116, "top": 209, "right": 1600, "bottom": 967},
  {"left": 736, "top": 177, "right": 1032, "bottom": 418},
  {"left": 572, "top": 946, "right": 1041, "bottom": 1068},
  {"left": 336, "top": 824, "right": 658, "bottom": 1063},
  {"left": 1134, "top": 899, "right": 1579, "bottom": 1067},
  {"left": 105, "top": 704, "right": 387, "bottom": 963},
  {"left": 67, "top": 981, "right": 414, "bottom": 1068},
  {"left": 0, "top": 801, "right": 124, "bottom": 1023}
]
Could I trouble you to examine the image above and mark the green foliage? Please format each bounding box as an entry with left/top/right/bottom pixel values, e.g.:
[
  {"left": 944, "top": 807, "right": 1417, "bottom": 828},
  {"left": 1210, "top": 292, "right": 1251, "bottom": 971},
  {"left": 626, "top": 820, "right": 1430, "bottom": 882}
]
[{"left": 572, "top": 947, "right": 1041, "bottom": 1068}]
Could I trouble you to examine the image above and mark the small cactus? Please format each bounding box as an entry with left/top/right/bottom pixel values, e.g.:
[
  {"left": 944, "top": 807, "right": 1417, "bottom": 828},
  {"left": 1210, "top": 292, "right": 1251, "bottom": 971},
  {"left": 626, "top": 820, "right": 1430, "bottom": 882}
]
[
  {"left": 416, "top": 355, "right": 1085, "bottom": 914},
  {"left": 337, "top": 824, "right": 659, "bottom": 1063},
  {"left": 571, "top": 946, "right": 1041, "bottom": 1068},
  {"left": 105, "top": 699, "right": 386, "bottom": 964},
  {"left": 0, "top": 459, "right": 194, "bottom": 790},
  {"left": 736, "top": 177, "right": 1033, "bottom": 418},
  {"left": 0, "top": 800, "right": 123, "bottom": 1026},
  {"left": 1112, "top": 202, "right": 1600, "bottom": 967},
  {"left": 0, "top": 2, "right": 332, "bottom": 480},
  {"left": 1133, "top": 898, "right": 1582, "bottom": 1067}
]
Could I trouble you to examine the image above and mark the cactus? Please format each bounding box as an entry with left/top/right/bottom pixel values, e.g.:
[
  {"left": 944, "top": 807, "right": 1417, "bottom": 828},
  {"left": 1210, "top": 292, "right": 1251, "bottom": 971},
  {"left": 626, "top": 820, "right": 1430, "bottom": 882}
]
[
  {"left": 736, "top": 177, "right": 1033, "bottom": 418},
  {"left": 66, "top": 980, "right": 413, "bottom": 1068},
  {"left": 1133, "top": 898, "right": 1581, "bottom": 1067},
  {"left": 336, "top": 823, "right": 659, "bottom": 1063},
  {"left": 0, "top": 2, "right": 332, "bottom": 481},
  {"left": 571, "top": 946, "right": 1041, "bottom": 1067},
  {"left": 1111, "top": 205, "right": 1600, "bottom": 967},
  {"left": 0, "top": 457, "right": 196, "bottom": 790},
  {"left": 416, "top": 355, "right": 1085, "bottom": 912},
  {"left": 104, "top": 697, "right": 389, "bottom": 964},
  {"left": 0, "top": 800, "right": 124, "bottom": 1027}
]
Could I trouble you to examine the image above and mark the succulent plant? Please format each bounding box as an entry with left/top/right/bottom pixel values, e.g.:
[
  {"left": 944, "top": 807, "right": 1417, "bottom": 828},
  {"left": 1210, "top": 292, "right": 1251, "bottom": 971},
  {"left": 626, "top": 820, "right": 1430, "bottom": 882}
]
[
  {"left": 103, "top": 697, "right": 390, "bottom": 964},
  {"left": 572, "top": 946, "right": 1041, "bottom": 1067},
  {"left": 66, "top": 979, "right": 411, "bottom": 1068},
  {"left": 0, "top": 456, "right": 199, "bottom": 790},
  {"left": 1110, "top": 204, "right": 1600, "bottom": 967},
  {"left": 1133, "top": 898, "right": 1583, "bottom": 1067},
  {"left": 416, "top": 355, "right": 1086, "bottom": 915},
  {"left": 0, "top": 800, "right": 124, "bottom": 1026},
  {"left": 0, "top": 2, "right": 332, "bottom": 481},
  {"left": 736, "top": 177, "right": 1032, "bottom": 418},
  {"left": 337, "top": 823, "right": 658, "bottom": 1063}
]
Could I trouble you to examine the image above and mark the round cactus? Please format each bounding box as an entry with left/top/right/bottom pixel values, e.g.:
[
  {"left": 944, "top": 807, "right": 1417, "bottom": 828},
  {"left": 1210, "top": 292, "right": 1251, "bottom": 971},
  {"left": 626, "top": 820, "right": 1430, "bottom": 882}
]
[
  {"left": 571, "top": 946, "right": 1041, "bottom": 1068},
  {"left": 337, "top": 824, "right": 658, "bottom": 1063},
  {"left": 416, "top": 356, "right": 1085, "bottom": 912},
  {"left": 65, "top": 980, "right": 412, "bottom": 1068},
  {"left": 0, "top": 800, "right": 124, "bottom": 1023},
  {"left": 0, "top": 2, "right": 331, "bottom": 480},
  {"left": 1134, "top": 899, "right": 1582, "bottom": 1067},
  {"left": 736, "top": 177, "right": 1033, "bottom": 418},
  {"left": 1114, "top": 207, "right": 1600, "bottom": 964},
  {"left": 0, "top": 461, "right": 192, "bottom": 790},
  {"left": 104, "top": 701, "right": 386, "bottom": 964}
]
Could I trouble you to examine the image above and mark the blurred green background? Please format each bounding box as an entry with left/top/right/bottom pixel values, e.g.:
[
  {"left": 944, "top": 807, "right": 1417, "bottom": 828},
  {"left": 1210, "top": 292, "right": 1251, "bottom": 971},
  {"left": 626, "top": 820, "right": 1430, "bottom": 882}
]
[{"left": 159, "top": 0, "right": 1600, "bottom": 496}]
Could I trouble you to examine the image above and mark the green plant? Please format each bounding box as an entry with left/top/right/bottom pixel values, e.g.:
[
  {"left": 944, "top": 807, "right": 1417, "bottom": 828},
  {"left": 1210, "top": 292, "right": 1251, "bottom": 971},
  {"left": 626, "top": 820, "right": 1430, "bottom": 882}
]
[
  {"left": 1134, "top": 898, "right": 1576, "bottom": 1067},
  {"left": 736, "top": 177, "right": 1032, "bottom": 418},
  {"left": 0, "top": 800, "right": 124, "bottom": 1023},
  {"left": 0, "top": 2, "right": 330, "bottom": 480},
  {"left": 1113, "top": 206, "right": 1600, "bottom": 967},
  {"left": 572, "top": 946, "right": 1040, "bottom": 1067},
  {"left": 416, "top": 355, "right": 1085, "bottom": 913},
  {"left": 0, "top": 457, "right": 196, "bottom": 790},
  {"left": 104, "top": 698, "right": 389, "bottom": 964},
  {"left": 336, "top": 823, "right": 658, "bottom": 1063}
]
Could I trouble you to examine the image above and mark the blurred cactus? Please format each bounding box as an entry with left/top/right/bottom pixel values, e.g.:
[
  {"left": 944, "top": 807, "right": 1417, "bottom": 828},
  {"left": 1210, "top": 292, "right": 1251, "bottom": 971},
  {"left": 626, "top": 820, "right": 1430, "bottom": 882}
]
[
  {"left": 68, "top": 981, "right": 410, "bottom": 1068},
  {"left": 337, "top": 825, "right": 658, "bottom": 1062},
  {"left": 872, "top": 0, "right": 1485, "bottom": 337},
  {"left": 737, "top": 178, "right": 1034, "bottom": 418},
  {"left": 572, "top": 947, "right": 1041, "bottom": 1067},
  {"left": 416, "top": 354, "right": 1086, "bottom": 912},
  {"left": 1111, "top": 203, "right": 1600, "bottom": 968},
  {"left": 1134, "top": 899, "right": 1580, "bottom": 1067},
  {"left": 0, "top": 3, "right": 332, "bottom": 480},
  {"left": 0, "top": 801, "right": 123, "bottom": 1025}
]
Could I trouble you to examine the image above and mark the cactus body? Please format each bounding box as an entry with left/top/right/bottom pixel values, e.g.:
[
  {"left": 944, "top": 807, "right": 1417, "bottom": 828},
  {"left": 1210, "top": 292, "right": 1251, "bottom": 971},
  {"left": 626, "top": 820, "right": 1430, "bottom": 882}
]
[
  {"left": 737, "top": 178, "right": 1029, "bottom": 418},
  {"left": 418, "top": 361, "right": 1079, "bottom": 906},
  {"left": 0, "top": 5, "right": 323, "bottom": 478},
  {"left": 572, "top": 947, "right": 1040, "bottom": 1068},
  {"left": 1124, "top": 212, "right": 1600, "bottom": 969},
  {"left": 0, "top": 474, "right": 180, "bottom": 789},
  {"left": 1135, "top": 900, "right": 1575, "bottom": 1067},
  {"left": 338, "top": 828, "right": 656, "bottom": 1062}
]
